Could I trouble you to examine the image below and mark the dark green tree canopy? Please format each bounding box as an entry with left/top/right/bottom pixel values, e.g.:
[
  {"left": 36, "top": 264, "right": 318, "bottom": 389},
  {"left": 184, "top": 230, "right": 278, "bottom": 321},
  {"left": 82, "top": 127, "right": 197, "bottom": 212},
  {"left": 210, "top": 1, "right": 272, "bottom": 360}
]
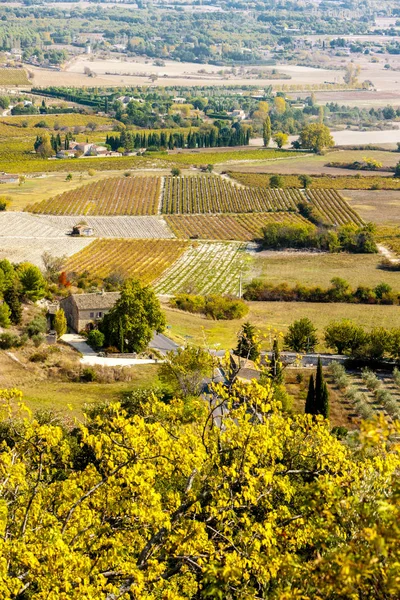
[{"left": 100, "top": 278, "right": 166, "bottom": 353}]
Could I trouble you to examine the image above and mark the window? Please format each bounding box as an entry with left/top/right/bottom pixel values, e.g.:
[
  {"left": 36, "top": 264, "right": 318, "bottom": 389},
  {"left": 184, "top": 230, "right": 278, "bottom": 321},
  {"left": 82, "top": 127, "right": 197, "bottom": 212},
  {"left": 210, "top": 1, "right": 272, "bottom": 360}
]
[
  {"left": 97, "top": 312, "right": 102, "bottom": 318},
  {"left": 90, "top": 312, "right": 94, "bottom": 318}
]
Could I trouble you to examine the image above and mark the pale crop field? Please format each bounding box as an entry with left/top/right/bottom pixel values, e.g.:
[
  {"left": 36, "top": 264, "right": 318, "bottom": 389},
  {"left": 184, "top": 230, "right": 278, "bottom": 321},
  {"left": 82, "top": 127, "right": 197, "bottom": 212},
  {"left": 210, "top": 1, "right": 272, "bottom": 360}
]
[
  {"left": 42, "top": 215, "right": 175, "bottom": 238},
  {"left": 0, "top": 212, "right": 66, "bottom": 238},
  {"left": 155, "top": 242, "right": 252, "bottom": 295},
  {"left": 0, "top": 237, "right": 92, "bottom": 267}
]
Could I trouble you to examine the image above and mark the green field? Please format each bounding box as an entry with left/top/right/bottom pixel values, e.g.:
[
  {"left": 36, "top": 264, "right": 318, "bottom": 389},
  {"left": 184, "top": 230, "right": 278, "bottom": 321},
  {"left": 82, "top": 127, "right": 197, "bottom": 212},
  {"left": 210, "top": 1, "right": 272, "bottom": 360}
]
[
  {"left": 164, "top": 302, "right": 400, "bottom": 351},
  {"left": 20, "top": 366, "right": 160, "bottom": 418}
]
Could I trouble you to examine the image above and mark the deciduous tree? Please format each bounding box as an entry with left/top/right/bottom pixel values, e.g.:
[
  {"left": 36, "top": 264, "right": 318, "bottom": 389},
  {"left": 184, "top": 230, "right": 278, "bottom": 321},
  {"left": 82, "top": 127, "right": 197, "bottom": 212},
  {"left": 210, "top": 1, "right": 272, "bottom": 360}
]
[
  {"left": 299, "top": 123, "right": 334, "bottom": 153},
  {"left": 284, "top": 317, "right": 318, "bottom": 352},
  {"left": 0, "top": 385, "right": 398, "bottom": 599},
  {"left": 100, "top": 278, "right": 165, "bottom": 353}
]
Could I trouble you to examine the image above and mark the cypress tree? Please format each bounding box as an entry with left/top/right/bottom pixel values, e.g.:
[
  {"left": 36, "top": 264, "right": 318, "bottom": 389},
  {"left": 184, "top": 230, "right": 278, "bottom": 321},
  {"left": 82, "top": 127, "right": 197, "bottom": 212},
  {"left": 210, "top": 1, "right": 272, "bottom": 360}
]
[
  {"left": 315, "top": 357, "right": 324, "bottom": 410},
  {"left": 305, "top": 374, "right": 315, "bottom": 415},
  {"left": 321, "top": 382, "right": 330, "bottom": 418},
  {"left": 263, "top": 115, "right": 271, "bottom": 147},
  {"left": 314, "top": 357, "right": 329, "bottom": 417}
]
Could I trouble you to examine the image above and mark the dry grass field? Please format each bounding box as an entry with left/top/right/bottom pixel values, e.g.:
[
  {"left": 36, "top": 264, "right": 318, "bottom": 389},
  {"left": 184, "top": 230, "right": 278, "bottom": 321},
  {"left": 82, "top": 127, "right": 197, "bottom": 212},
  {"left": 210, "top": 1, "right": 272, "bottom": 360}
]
[
  {"left": 343, "top": 190, "right": 400, "bottom": 225},
  {"left": 219, "top": 150, "right": 399, "bottom": 175},
  {"left": 250, "top": 251, "right": 400, "bottom": 288}
]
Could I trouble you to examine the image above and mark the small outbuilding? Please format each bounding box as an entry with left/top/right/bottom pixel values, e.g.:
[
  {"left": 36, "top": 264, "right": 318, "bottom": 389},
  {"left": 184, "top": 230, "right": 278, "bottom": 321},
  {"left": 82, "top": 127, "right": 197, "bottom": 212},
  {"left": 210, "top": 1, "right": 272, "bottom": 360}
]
[
  {"left": 71, "top": 223, "right": 94, "bottom": 236},
  {"left": 0, "top": 173, "right": 19, "bottom": 184}
]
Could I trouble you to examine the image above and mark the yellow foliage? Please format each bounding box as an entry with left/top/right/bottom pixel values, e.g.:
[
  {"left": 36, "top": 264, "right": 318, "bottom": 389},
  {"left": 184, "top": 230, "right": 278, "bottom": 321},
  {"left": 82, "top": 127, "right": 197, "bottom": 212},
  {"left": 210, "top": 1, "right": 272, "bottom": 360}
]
[{"left": 0, "top": 384, "right": 398, "bottom": 598}]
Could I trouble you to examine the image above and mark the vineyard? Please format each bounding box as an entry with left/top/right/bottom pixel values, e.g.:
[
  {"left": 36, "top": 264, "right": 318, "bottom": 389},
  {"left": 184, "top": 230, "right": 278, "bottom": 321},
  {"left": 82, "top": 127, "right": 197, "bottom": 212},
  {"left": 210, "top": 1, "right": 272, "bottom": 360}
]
[
  {"left": 165, "top": 213, "right": 307, "bottom": 241},
  {"left": 0, "top": 68, "right": 30, "bottom": 85},
  {"left": 162, "top": 175, "right": 303, "bottom": 214},
  {"left": 64, "top": 239, "right": 188, "bottom": 283},
  {"left": 27, "top": 176, "right": 162, "bottom": 216},
  {"left": 24, "top": 173, "right": 363, "bottom": 229},
  {"left": 228, "top": 172, "right": 400, "bottom": 191},
  {"left": 306, "top": 189, "right": 364, "bottom": 226},
  {"left": 155, "top": 242, "right": 250, "bottom": 295}
]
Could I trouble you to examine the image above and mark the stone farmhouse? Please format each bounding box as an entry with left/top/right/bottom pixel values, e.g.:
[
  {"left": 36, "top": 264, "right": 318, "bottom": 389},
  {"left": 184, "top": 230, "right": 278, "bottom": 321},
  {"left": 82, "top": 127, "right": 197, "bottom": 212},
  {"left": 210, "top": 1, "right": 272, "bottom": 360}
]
[
  {"left": 60, "top": 291, "right": 120, "bottom": 332},
  {"left": 56, "top": 142, "right": 121, "bottom": 159}
]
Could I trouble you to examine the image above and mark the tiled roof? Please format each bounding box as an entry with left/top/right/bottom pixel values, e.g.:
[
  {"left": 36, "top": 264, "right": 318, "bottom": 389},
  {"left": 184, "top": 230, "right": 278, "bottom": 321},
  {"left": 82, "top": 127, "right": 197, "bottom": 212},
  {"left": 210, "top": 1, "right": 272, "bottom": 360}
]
[{"left": 67, "top": 292, "right": 120, "bottom": 310}]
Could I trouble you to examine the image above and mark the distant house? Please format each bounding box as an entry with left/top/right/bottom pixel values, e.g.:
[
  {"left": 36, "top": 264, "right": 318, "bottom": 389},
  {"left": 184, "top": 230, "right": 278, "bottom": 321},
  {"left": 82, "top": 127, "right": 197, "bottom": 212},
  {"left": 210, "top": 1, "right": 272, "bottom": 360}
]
[
  {"left": 71, "top": 223, "right": 94, "bottom": 236},
  {"left": 59, "top": 141, "right": 111, "bottom": 158},
  {"left": 230, "top": 109, "right": 247, "bottom": 120},
  {"left": 60, "top": 292, "right": 120, "bottom": 332},
  {"left": 0, "top": 173, "right": 19, "bottom": 184},
  {"left": 56, "top": 149, "right": 76, "bottom": 159}
]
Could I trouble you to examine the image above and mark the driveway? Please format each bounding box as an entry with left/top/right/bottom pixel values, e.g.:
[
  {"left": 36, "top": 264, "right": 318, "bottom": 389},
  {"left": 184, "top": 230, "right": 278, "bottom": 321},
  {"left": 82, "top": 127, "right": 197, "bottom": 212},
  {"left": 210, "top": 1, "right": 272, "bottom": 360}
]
[{"left": 61, "top": 334, "right": 160, "bottom": 366}]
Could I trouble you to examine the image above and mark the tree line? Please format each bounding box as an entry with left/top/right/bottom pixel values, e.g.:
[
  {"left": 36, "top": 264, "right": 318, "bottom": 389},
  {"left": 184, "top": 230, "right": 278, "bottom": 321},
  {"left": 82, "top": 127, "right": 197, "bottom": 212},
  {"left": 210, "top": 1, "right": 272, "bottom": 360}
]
[
  {"left": 261, "top": 222, "right": 377, "bottom": 253},
  {"left": 244, "top": 277, "right": 398, "bottom": 306},
  {"left": 106, "top": 123, "right": 250, "bottom": 152},
  {"left": 281, "top": 316, "right": 400, "bottom": 361}
]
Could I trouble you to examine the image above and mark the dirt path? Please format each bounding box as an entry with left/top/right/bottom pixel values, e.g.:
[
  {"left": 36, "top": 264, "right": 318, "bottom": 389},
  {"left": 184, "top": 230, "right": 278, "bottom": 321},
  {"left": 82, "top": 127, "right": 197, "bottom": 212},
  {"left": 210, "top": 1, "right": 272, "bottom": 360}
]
[{"left": 377, "top": 244, "right": 400, "bottom": 264}]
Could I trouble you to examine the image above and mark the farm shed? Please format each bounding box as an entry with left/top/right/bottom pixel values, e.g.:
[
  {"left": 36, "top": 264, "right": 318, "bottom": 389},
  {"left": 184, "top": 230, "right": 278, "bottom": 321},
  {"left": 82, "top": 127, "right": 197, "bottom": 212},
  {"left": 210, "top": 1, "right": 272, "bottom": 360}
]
[
  {"left": 0, "top": 173, "right": 18, "bottom": 184},
  {"left": 60, "top": 291, "right": 120, "bottom": 332},
  {"left": 71, "top": 223, "right": 94, "bottom": 236}
]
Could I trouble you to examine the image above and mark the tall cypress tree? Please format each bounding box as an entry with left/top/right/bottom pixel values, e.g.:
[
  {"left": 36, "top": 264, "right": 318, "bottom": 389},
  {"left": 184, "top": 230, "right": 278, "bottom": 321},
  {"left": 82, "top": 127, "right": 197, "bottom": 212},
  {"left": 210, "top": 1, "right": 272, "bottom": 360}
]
[
  {"left": 315, "top": 357, "right": 324, "bottom": 410},
  {"left": 305, "top": 374, "right": 315, "bottom": 415},
  {"left": 321, "top": 382, "right": 330, "bottom": 418},
  {"left": 263, "top": 115, "right": 271, "bottom": 148},
  {"left": 314, "top": 357, "right": 329, "bottom": 417}
]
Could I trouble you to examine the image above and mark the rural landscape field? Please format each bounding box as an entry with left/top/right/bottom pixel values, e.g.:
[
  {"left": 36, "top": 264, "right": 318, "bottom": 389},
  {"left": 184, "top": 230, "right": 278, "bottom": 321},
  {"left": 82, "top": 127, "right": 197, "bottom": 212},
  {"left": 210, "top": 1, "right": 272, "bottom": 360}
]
[{"left": 0, "top": 0, "right": 399, "bottom": 597}]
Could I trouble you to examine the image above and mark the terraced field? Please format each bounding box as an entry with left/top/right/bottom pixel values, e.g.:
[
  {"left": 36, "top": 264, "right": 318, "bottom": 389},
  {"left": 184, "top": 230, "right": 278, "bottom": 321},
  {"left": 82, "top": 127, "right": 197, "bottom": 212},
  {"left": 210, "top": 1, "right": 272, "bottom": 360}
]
[
  {"left": 165, "top": 212, "right": 307, "bottom": 241},
  {"left": 155, "top": 242, "right": 250, "bottom": 295},
  {"left": 64, "top": 239, "right": 188, "bottom": 283},
  {"left": 162, "top": 175, "right": 303, "bottom": 214},
  {"left": 27, "top": 176, "right": 161, "bottom": 216}
]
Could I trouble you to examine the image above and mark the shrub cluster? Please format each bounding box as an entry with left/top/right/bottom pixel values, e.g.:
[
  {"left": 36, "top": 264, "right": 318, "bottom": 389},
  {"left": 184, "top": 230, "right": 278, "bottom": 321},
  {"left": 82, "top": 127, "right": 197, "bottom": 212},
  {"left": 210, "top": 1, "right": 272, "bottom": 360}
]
[
  {"left": 171, "top": 294, "right": 249, "bottom": 320},
  {"left": 324, "top": 321, "right": 400, "bottom": 360},
  {"left": 261, "top": 223, "right": 377, "bottom": 253},
  {"left": 244, "top": 277, "right": 398, "bottom": 305}
]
